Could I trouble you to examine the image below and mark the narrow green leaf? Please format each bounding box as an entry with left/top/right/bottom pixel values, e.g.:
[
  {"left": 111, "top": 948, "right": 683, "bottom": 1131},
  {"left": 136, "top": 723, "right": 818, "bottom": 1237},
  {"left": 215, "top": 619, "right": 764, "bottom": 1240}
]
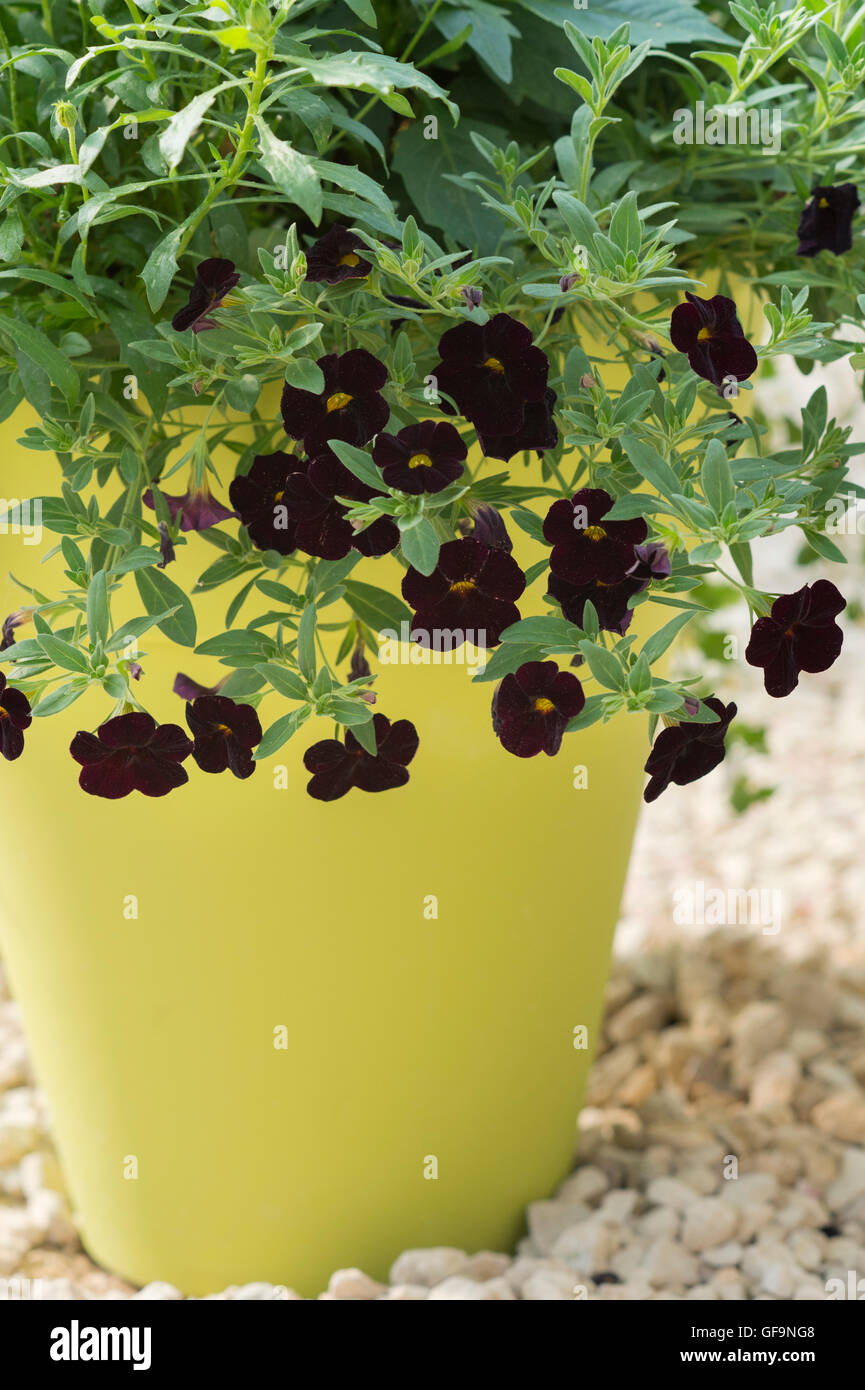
[{"left": 134, "top": 566, "right": 197, "bottom": 646}]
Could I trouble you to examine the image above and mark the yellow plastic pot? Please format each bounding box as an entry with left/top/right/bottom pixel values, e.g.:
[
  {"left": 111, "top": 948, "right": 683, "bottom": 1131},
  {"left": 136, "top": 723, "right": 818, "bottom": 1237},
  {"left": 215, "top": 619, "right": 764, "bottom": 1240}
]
[{"left": 0, "top": 404, "right": 648, "bottom": 1296}]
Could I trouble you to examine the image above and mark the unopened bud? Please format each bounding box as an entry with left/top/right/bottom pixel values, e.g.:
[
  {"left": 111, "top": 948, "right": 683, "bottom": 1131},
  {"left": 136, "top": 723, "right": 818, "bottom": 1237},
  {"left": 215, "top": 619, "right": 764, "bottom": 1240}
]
[{"left": 54, "top": 102, "right": 77, "bottom": 131}]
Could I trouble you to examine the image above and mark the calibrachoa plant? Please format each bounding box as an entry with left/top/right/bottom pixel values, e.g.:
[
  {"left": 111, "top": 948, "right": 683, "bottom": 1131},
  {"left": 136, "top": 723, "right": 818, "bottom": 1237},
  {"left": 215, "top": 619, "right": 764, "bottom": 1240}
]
[{"left": 0, "top": 1, "right": 863, "bottom": 804}]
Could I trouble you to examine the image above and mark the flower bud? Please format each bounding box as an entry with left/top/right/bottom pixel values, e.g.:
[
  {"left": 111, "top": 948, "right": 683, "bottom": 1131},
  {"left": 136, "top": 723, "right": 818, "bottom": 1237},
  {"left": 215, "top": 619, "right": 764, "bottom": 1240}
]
[{"left": 54, "top": 102, "right": 77, "bottom": 131}]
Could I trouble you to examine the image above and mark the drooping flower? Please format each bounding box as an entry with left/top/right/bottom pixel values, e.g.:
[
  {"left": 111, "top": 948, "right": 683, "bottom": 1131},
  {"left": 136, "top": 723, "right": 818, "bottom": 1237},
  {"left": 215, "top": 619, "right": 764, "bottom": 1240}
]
[
  {"left": 173, "top": 671, "right": 228, "bottom": 700},
  {"left": 643, "top": 698, "right": 737, "bottom": 803},
  {"left": 627, "top": 541, "right": 672, "bottom": 583},
  {"left": 669, "top": 293, "right": 758, "bottom": 389},
  {"left": 143, "top": 475, "right": 234, "bottom": 533},
  {"left": 157, "top": 522, "right": 175, "bottom": 568},
  {"left": 70, "top": 712, "right": 192, "bottom": 799},
  {"left": 797, "top": 184, "right": 860, "bottom": 258},
  {"left": 186, "top": 694, "right": 262, "bottom": 779},
  {"left": 491, "top": 660, "right": 585, "bottom": 758},
  {"left": 0, "top": 609, "right": 30, "bottom": 652},
  {"left": 459, "top": 286, "right": 483, "bottom": 310},
  {"left": 0, "top": 671, "right": 32, "bottom": 761},
  {"left": 745, "top": 580, "right": 845, "bottom": 697},
  {"left": 171, "top": 258, "right": 240, "bottom": 333},
  {"left": 431, "top": 312, "right": 549, "bottom": 435},
  {"left": 402, "top": 538, "right": 525, "bottom": 649},
  {"left": 544, "top": 488, "right": 647, "bottom": 587},
  {"left": 547, "top": 572, "right": 645, "bottom": 636},
  {"left": 305, "top": 224, "right": 372, "bottom": 283},
  {"left": 229, "top": 452, "right": 304, "bottom": 556},
  {"left": 280, "top": 350, "right": 389, "bottom": 455},
  {"left": 303, "top": 714, "right": 418, "bottom": 801},
  {"left": 349, "top": 645, "right": 371, "bottom": 681},
  {"left": 372, "top": 421, "right": 466, "bottom": 495},
  {"left": 469, "top": 504, "right": 513, "bottom": 553},
  {"left": 279, "top": 450, "right": 399, "bottom": 561},
  {"left": 477, "top": 388, "right": 558, "bottom": 462}
]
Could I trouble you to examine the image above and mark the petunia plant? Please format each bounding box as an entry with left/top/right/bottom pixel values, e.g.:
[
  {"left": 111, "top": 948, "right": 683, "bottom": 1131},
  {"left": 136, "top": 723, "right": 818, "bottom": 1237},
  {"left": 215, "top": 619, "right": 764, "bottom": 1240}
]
[{"left": 0, "top": 1, "right": 863, "bottom": 804}]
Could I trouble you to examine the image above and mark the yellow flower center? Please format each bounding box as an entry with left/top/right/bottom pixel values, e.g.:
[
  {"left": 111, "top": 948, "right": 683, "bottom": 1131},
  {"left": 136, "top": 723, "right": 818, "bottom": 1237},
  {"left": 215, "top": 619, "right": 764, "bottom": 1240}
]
[
  {"left": 483, "top": 356, "right": 505, "bottom": 373},
  {"left": 533, "top": 697, "right": 555, "bottom": 714},
  {"left": 583, "top": 524, "right": 606, "bottom": 541},
  {"left": 0, "top": 706, "right": 7, "bottom": 720},
  {"left": 408, "top": 452, "right": 433, "bottom": 469},
  {"left": 274, "top": 489, "right": 284, "bottom": 502},
  {"left": 326, "top": 392, "right": 353, "bottom": 413},
  {"left": 449, "top": 580, "right": 476, "bottom": 596},
  {"left": 217, "top": 723, "right": 231, "bottom": 735},
  {"left": 339, "top": 252, "right": 360, "bottom": 267},
  {"left": 697, "top": 327, "right": 712, "bottom": 341},
  {"left": 818, "top": 197, "right": 830, "bottom": 209}
]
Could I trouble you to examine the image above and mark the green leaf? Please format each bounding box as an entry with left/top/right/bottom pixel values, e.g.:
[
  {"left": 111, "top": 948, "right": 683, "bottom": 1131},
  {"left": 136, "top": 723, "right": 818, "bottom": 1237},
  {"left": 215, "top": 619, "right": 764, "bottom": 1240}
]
[
  {"left": 621, "top": 433, "right": 681, "bottom": 500},
  {"left": 106, "top": 610, "right": 179, "bottom": 651},
  {"left": 327, "top": 439, "right": 383, "bottom": 492},
  {"left": 296, "top": 604, "right": 317, "bottom": 682},
  {"left": 520, "top": 0, "right": 734, "bottom": 47},
  {"left": 159, "top": 89, "right": 220, "bottom": 172},
  {"left": 349, "top": 715, "right": 378, "bottom": 755},
  {"left": 400, "top": 517, "right": 440, "bottom": 576},
  {"left": 343, "top": 0, "right": 377, "bottom": 24},
  {"left": 256, "top": 663, "right": 309, "bottom": 700},
  {"left": 578, "top": 640, "right": 626, "bottom": 691},
  {"left": 499, "top": 615, "right": 581, "bottom": 647},
  {"left": 392, "top": 119, "right": 507, "bottom": 254},
  {"left": 255, "top": 708, "right": 307, "bottom": 759},
  {"left": 283, "top": 357, "right": 325, "bottom": 394},
  {"left": 566, "top": 694, "right": 607, "bottom": 733},
  {"left": 32, "top": 681, "right": 88, "bottom": 717},
  {"left": 701, "top": 438, "right": 735, "bottom": 518},
  {"left": 641, "top": 611, "right": 694, "bottom": 666},
  {"left": 255, "top": 117, "right": 323, "bottom": 224},
  {"left": 472, "top": 641, "right": 545, "bottom": 683},
  {"left": 0, "top": 316, "right": 79, "bottom": 405},
  {"left": 140, "top": 225, "right": 185, "bottom": 313},
  {"left": 343, "top": 580, "right": 412, "bottom": 633},
  {"left": 86, "top": 571, "right": 109, "bottom": 646},
  {"left": 134, "top": 566, "right": 197, "bottom": 647},
  {"left": 37, "top": 635, "right": 91, "bottom": 674}
]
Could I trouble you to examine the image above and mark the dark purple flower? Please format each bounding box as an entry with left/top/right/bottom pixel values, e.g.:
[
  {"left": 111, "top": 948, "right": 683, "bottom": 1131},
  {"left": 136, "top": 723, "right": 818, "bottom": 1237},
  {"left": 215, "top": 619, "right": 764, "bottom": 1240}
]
[
  {"left": 0, "top": 609, "right": 29, "bottom": 652},
  {"left": 402, "top": 538, "right": 525, "bottom": 649},
  {"left": 797, "top": 184, "right": 860, "bottom": 257},
  {"left": 547, "top": 572, "right": 645, "bottom": 635},
  {"left": 745, "top": 580, "right": 845, "bottom": 697},
  {"left": 559, "top": 272, "right": 579, "bottom": 292},
  {"left": 229, "top": 452, "right": 304, "bottom": 556},
  {"left": 478, "top": 388, "right": 558, "bottom": 462},
  {"left": 670, "top": 293, "right": 758, "bottom": 389},
  {"left": 349, "top": 646, "right": 371, "bottom": 681},
  {"left": 627, "top": 542, "right": 671, "bottom": 583},
  {"left": 491, "top": 660, "right": 585, "bottom": 758},
  {"left": 186, "top": 694, "right": 262, "bottom": 779},
  {"left": 173, "top": 672, "right": 227, "bottom": 700},
  {"left": 129, "top": 662, "right": 144, "bottom": 681},
  {"left": 70, "top": 712, "right": 192, "bottom": 799},
  {"left": 431, "top": 312, "right": 549, "bottom": 435},
  {"left": 643, "top": 698, "right": 736, "bottom": 803},
  {"left": 279, "top": 450, "right": 399, "bottom": 561},
  {"left": 304, "top": 714, "right": 418, "bottom": 801},
  {"left": 171, "top": 258, "right": 240, "bottom": 333},
  {"left": 0, "top": 670, "right": 31, "bottom": 760},
  {"left": 281, "top": 349, "right": 389, "bottom": 455},
  {"left": 143, "top": 477, "right": 234, "bottom": 533},
  {"left": 469, "top": 504, "right": 512, "bottom": 553},
  {"left": 544, "top": 488, "right": 647, "bottom": 587},
  {"left": 372, "top": 420, "right": 466, "bottom": 495},
  {"left": 305, "top": 224, "right": 372, "bottom": 283},
  {"left": 459, "top": 286, "right": 483, "bottom": 310}
]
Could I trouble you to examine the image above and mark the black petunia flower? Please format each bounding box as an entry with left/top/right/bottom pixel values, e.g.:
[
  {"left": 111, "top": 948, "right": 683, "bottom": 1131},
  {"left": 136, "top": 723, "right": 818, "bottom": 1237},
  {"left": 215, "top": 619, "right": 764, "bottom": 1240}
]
[
  {"left": 280, "top": 450, "right": 399, "bottom": 561},
  {"left": 745, "top": 580, "right": 845, "bottom": 697},
  {"left": 304, "top": 713, "right": 418, "bottom": 801},
  {"left": 544, "top": 488, "right": 647, "bottom": 587},
  {"left": 643, "top": 698, "right": 737, "bottom": 803},
  {"left": 186, "top": 694, "right": 262, "bottom": 779},
  {"left": 158, "top": 522, "right": 175, "bottom": 569},
  {"left": 547, "top": 571, "right": 645, "bottom": 636},
  {"left": 797, "top": 184, "right": 860, "bottom": 257},
  {"left": 144, "top": 476, "right": 234, "bottom": 533},
  {"left": 229, "top": 452, "right": 304, "bottom": 556},
  {"left": 0, "top": 670, "right": 32, "bottom": 761},
  {"left": 669, "top": 293, "right": 758, "bottom": 389},
  {"left": 305, "top": 224, "right": 372, "bottom": 283},
  {"left": 0, "top": 609, "right": 30, "bottom": 652},
  {"left": 469, "top": 504, "right": 513, "bottom": 553},
  {"left": 173, "top": 672, "right": 228, "bottom": 700},
  {"left": 402, "top": 538, "right": 525, "bottom": 649},
  {"left": 281, "top": 350, "right": 389, "bottom": 455},
  {"left": 171, "top": 258, "right": 240, "bottom": 333},
  {"left": 431, "top": 312, "right": 549, "bottom": 435},
  {"left": 372, "top": 421, "right": 466, "bottom": 495},
  {"left": 491, "top": 660, "right": 585, "bottom": 758},
  {"left": 70, "top": 712, "right": 192, "bottom": 799},
  {"left": 477, "top": 388, "right": 558, "bottom": 462}
]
